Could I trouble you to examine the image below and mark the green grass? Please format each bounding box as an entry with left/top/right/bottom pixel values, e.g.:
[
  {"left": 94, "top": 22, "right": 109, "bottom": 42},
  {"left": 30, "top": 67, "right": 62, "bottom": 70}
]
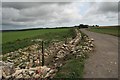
[
  {"left": 55, "top": 58, "right": 85, "bottom": 79},
  {"left": 2, "top": 28, "right": 75, "bottom": 44},
  {"left": 2, "top": 28, "right": 76, "bottom": 54},
  {"left": 88, "top": 27, "right": 119, "bottom": 37}
]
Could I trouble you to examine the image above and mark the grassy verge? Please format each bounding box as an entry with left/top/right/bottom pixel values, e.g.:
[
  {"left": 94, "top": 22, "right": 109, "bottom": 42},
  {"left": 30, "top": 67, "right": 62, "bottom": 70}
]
[
  {"left": 54, "top": 58, "right": 85, "bottom": 79},
  {"left": 87, "top": 27, "right": 119, "bottom": 37},
  {"left": 2, "top": 28, "right": 76, "bottom": 54}
]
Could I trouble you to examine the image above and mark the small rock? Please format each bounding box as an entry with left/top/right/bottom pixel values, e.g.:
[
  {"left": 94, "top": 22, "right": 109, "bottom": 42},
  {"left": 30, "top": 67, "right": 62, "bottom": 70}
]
[
  {"left": 41, "top": 66, "right": 51, "bottom": 75},
  {"left": 108, "top": 69, "right": 111, "bottom": 72},
  {"left": 63, "top": 44, "right": 67, "bottom": 47},
  {"left": 110, "top": 62, "right": 113, "bottom": 64},
  {"left": 16, "top": 74, "right": 23, "bottom": 78},
  {"left": 91, "top": 38, "right": 94, "bottom": 41},
  {"left": 44, "top": 72, "right": 51, "bottom": 78},
  {"left": 73, "top": 51, "right": 76, "bottom": 54},
  {"left": 77, "top": 55, "right": 81, "bottom": 57},
  {"left": 89, "top": 48, "right": 92, "bottom": 51},
  {"left": 54, "top": 63, "right": 57, "bottom": 67},
  {"left": 88, "top": 40, "right": 92, "bottom": 43},
  {"left": 29, "top": 71, "right": 34, "bottom": 75},
  {"left": 2, "top": 71, "right": 7, "bottom": 78},
  {"left": 90, "top": 44, "right": 94, "bottom": 47},
  {"left": 25, "top": 75, "right": 30, "bottom": 78},
  {"left": 34, "top": 74, "right": 40, "bottom": 78},
  {"left": 59, "top": 64, "right": 63, "bottom": 67},
  {"left": 55, "top": 58, "right": 59, "bottom": 61},
  {"left": 91, "top": 72, "right": 94, "bottom": 74},
  {"left": 49, "top": 69, "right": 56, "bottom": 74}
]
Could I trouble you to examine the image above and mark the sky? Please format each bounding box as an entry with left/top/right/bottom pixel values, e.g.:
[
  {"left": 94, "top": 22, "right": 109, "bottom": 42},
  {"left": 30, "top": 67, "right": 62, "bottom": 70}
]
[{"left": 1, "top": 1, "right": 119, "bottom": 30}]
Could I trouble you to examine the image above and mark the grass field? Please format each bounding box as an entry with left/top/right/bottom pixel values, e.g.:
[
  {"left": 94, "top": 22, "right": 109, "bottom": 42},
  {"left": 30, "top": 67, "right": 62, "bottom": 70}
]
[
  {"left": 2, "top": 28, "right": 75, "bottom": 44},
  {"left": 88, "top": 27, "right": 119, "bottom": 37},
  {"left": 2, "top": 28, "right": 76, "bottom": 54}
]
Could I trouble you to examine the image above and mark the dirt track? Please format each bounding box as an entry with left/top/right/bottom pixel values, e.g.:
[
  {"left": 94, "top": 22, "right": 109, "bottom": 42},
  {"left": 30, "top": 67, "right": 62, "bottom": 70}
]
[{"left": 81, "top": 29, "right": 118, "bottom": 78}]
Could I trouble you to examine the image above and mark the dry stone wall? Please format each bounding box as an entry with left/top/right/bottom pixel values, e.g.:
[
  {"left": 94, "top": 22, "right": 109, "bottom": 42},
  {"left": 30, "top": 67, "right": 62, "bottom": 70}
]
[{"left": 1, "top": 29, "right": 94, "bottom": 79}]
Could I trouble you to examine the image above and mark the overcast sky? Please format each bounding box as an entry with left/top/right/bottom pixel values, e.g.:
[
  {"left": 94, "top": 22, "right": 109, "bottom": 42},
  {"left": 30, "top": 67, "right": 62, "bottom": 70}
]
[{"left": 1, "top": 1, "right": 119, "bottom": 30}]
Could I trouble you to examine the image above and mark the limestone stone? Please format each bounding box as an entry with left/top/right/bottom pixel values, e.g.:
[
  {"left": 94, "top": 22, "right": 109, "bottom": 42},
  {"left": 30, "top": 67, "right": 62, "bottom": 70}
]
[
  {"left": 90, "top": 44, "right": 94, "bottom": 47},
  {"left": 25, "top": 75, "right": 30, "bottom": 78},
  {"left": 41, "top": 66, "right": 51, "bottom": 75},
  {"left": 77, "top": 55, "right": 82, "bottom": 57},
  {"left": 49, "top": 69, "right": 55, "bottom": 74},
  {"left": 55, "top": 58, "right": 59, "bottom": 61},
  {"left": 16, "top": 74, "right": 23, "bottom": 78},
  {"left": 29, "top": 70, "right": 34, "bottom": 75},
  {"left": 44, "top": 72, "right": 51, "bottom": 78},
  {"left": 91, "top": 38, "right": 94, "bottom": 41},
  {"left": 2, "top": 71, "right": 7, "bottom": 78},
  {"left": 88, "top": 40, "right": 92, "bottom": 43},
  {"left": 34, "top": 74, "right": 40, "bottom": 78},
  {"left": 2, "top": 62, "right": 15, "bottom": 77}
]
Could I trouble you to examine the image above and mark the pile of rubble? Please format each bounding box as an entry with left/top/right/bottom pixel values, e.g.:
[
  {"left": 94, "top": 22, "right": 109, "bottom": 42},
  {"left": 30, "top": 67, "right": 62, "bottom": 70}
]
[
  {"left": 1, "top": 61, "right": 57, "bottom": 79},
  {"left": 45, "top": 29, "right": 94, "bottom": 69},
  {"left": 1, "top": 61, "right": 15, "bottom": 79},
  {"left": 2, "top": 29, "right": 94, "bottom": 79},
  {"left": 3, "top": 44, "right": 41, "bottom": 68}
]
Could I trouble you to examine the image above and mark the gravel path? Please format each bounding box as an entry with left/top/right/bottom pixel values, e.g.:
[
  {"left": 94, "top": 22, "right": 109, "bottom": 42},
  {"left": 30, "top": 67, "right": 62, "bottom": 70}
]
[{"left": 81, "top": 29, "right": 118, "bottom": 78}]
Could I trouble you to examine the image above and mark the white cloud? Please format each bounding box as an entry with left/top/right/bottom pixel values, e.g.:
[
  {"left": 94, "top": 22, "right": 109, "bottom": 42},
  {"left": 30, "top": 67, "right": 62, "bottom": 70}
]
[
  {"left": 2, "top": 2, "right": 82, "bottom": 27},
  {"left": 2, "top": 2, "right": 119, "bottom": 30},
  {"left": 81, "top": 2, "right": 118, "bottom": 25},
  {"left": 2, "top": 0, "right": 119, "bottom": 2}
]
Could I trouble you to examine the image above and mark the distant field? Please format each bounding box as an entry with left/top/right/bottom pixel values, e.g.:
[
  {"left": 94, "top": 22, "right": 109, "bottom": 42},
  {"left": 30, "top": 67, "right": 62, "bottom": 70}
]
[
  {"left": 2, "top": 28, "right": 76, "bottom": 54},
  {"left": 88, "top": 26, "right": 119, "bottom": 37},
  {"left": 2, "top": 28, "right": 75, "bottom": 44}
]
